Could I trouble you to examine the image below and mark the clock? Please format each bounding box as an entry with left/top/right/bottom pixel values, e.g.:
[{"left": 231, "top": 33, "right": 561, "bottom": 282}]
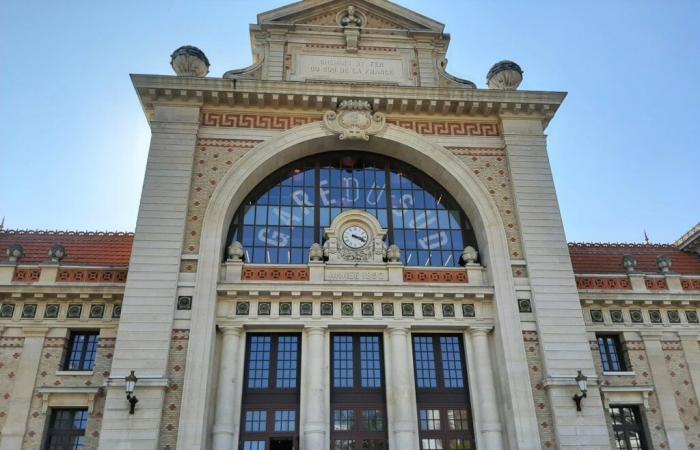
[{"left": 342, "top": 225, "right": 369, "bottom": 249}]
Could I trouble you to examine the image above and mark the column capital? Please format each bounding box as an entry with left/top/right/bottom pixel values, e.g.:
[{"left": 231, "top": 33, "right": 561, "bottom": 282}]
[
  {"left": 469, "top": 326, "right": 494, "bottom": 337},
  {"left": 640, "top": 331, "right": 664, "bottom": 341},
  {"left": 21, "top": 327, "right": 49, "bottom": 338},
  {"left": 218, "top": 326, "right": 243, "bottom": 337},
  {"left": 387, "top": 326, "right": 410, "bottom": 336},
  {"left": 304, "top": 326, "right": 327, "bottom": 336}
]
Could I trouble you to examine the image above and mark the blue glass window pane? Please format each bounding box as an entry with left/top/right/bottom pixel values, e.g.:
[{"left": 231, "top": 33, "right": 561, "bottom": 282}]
[
  {"left": 333, "top": 336, "right": 354, "bottom": 388},
  {"left": 413, "top": 336, "right": 437, "bottom": 388}
]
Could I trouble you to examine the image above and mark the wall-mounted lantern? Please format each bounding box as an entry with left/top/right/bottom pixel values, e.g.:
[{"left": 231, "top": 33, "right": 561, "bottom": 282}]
[
  {"left": 125, "top": 370, "right": 139, "bottom": 414},
  {"left": 572, "top": 370, "right": 588, "bottom": 411}
]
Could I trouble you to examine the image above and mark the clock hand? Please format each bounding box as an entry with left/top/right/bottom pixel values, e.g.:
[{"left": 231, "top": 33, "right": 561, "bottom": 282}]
[{"left": 351, "top": 234, "right": 367, "bottom": 242}]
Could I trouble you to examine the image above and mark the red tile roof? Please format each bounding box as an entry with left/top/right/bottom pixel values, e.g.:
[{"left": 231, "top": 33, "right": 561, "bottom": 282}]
[
  {"left": 569, "top": 243, "right": 700, "bottom": 275},
  {"left": 1, "top": 230, "right": 133, "bottom": 267}
]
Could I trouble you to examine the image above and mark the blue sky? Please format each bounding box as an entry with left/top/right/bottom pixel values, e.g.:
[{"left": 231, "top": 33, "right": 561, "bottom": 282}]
[{"left": 0, "top": 0, "right": 698, "bottom": 243}]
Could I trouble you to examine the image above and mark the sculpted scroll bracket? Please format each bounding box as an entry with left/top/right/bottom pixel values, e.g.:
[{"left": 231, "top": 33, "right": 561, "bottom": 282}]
[{"left": 323, "top": 100, "right": 387, "bottom": 141}]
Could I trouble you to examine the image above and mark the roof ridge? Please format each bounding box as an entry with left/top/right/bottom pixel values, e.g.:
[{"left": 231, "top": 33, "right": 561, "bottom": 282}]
[
  {"left": 0, "top": 229, "right": 134, "bottom": 237},
  {"left": 568, "top": 242, "right": 674, "bottom": 248}
]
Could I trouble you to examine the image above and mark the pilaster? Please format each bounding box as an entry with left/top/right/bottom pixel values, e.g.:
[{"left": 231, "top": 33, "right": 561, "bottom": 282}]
[
  {"left": 386, "top": 326, "right": 420, "bottom": 450},
  {"left": 502, "top": 116, "right": 610, "bottom": 449},
  {"left": 0, "top": 327, "right": 48, "bottom": 450},
  {"left": 300, "top": 326, "right": 329, "bottom": 450},
  {"left": 642, "top": 333, "right": 688, "bottom": 449},
  {"left": 99, "top": 103, "right": 200, "bottom": 450},
  {"left": 469, "top": 327, "right": 505, "bottom": 450}
]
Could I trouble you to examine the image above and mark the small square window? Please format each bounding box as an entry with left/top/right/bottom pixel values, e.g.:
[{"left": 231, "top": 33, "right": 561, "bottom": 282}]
[
  {"left": 274, "top": 410, "right": 296, "bottom": 432},
  {"left": 244, "top": 410, "right": 267, "bottom": 432},
  {"left": 419, "top": 409, "right": 441, "bottom": 431},
  {"left": 361, "top": 409, "right": 384, "bottom": 432},
  {"left": 334, "top": 409, "right": 355, "bottom": 431},
  {"left": 447, "top": 409, "right": 470, "bottom": 431},
  {"left": 421, "top": 438, "right": 444, "bottom": 450}
]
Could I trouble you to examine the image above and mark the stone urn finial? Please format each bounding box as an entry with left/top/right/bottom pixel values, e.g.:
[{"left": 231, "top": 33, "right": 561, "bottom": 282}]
[
  {"left": 48, "top": 244, "right": 66, "bottom": 263},
  {"left": 309, "top": 243, "right": 324, "bottom": 262},
  {"left": 227, "top": 241, "right": 244, "bottom": 262},
  {"left": 386, "top": 244, "right": 401, "bottom": 263},
  {"left": 621, "top": 255, "right": 637, "bottom": 273},
  {"left": 462, "top": 246, "right": 478, "bottom": 265},
  {"left": 170, "top": 46, "right": 210, "bottom": 77},
  {"left": 6, "top": 243, "right": 24, "bottom": 262},
  {"left": 487, "top": 60, "right": 523, "bottom": 90},
  {"left": 656, "top": 255, "right": 672, "bottom": 274}
]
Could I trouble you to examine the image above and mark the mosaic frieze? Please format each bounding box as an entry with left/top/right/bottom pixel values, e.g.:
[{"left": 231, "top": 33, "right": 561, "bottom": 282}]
[
  {"left": 159, "top": 329, "right": 190, "bottom": 450},
  {"left": 522, "top": 331, "right": 556, "bottom": 449}
]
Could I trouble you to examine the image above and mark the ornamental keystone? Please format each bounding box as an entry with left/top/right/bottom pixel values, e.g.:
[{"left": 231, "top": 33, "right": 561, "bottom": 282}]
[{"left": 323, "top": 100, "right": 387, "bottom": 141}]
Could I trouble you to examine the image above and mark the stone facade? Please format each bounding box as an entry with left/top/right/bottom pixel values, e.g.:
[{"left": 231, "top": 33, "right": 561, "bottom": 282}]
[{"left": 0, "top": 1, "right": 699, "bottom": 450}]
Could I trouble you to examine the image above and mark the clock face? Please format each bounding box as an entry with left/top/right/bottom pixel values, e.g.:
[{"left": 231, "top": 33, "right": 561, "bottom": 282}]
[{"left": 342, "top": 226, "right": 369, "bottom": 249}]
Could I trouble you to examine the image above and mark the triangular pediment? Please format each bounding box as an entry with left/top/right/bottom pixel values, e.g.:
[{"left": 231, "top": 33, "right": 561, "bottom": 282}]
[{"left": 258, "top": 0, "right": 444, "bottom": 32}]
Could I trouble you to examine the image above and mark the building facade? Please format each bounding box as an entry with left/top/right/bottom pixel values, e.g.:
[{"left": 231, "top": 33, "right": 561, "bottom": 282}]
[{"left": 1, "top": 1, "right": 699, "bottom": 449}]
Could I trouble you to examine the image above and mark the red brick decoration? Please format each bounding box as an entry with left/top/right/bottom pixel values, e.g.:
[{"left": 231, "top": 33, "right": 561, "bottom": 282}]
[
  {"left": 12, "top": 268, "right": 41, "bottom": 282},
  {"left": 645, "top": 278, "right": 668, "bottom": 291},
  {"left": 201, "top": 112, "right": 322, "bottom": 129},
  {"left": 242, "top": 267, "right": 310, "bottom": 282},
  {"left": 575, "top": 276, "right": 632, "bottom": 290},
  {"left": 388, "top": 120, "right": 500, "bottom": 136},
  {"left": 56, "top": 269, "right": 128, "bottom": 283},
  {"left": 403, "top": 269, "right": 468, "bottom": 283},
  {"left": 197, "top": 138, "right": 262, "bottom": 148},
  {"left": 681, "top": 279, "right": 700, "bottom": 291}
]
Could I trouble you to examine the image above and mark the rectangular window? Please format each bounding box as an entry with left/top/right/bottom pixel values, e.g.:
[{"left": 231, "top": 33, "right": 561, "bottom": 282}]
[
  {"left": 331, "top": 334, "right": 387, "bottom": 449},
  {"left": 609, "top": 405, "right": 649, "bottom": 450},
  {"left": 240, "top": 334, "right": 301, "bottom": 450},
  {"left": 413, "top": 335, "right": 474, "bottom": 449},
  {"left": 64, "top": 331, "right": 99, "bottom": 371},
  {"left": 597, "top": 334, "right": 628, "bottom": 372},
  {"left": 44, "top": 408, "right": 88, "bottom": 450}
]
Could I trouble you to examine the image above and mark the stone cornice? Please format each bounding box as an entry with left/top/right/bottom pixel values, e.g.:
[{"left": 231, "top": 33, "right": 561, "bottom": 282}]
[{"left": 130, "top": 74, "right": 566, "bottom": 127}]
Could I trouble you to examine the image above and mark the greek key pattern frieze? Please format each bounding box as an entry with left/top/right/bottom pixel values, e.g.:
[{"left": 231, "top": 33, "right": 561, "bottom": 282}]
[
  {"left": 201, "top": 112, "right": 322, "bottom": 129},
  {"left": 388, "top": 120, "right": 500, "bottom": 136}
]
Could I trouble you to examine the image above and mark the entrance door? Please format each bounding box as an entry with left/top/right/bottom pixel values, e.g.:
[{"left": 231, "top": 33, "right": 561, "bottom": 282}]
[{"left": 269, "top": 438, "right": 294, "bottom": 450}]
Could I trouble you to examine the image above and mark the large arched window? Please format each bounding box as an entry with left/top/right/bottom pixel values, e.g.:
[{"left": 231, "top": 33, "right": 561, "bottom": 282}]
[{"left": 228, "top": 152, "right": 477, "bottom": 267}]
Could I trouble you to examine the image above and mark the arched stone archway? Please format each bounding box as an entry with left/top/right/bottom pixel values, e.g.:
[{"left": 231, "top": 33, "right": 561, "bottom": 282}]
[{"left": 176, "top": 123, "right": 541, "bottom": 450}]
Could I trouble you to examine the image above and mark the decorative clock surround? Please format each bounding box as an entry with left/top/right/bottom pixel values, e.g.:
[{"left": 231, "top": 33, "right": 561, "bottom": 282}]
[{"left": 323, "top": 210, "right": 387, "bottom": 265}]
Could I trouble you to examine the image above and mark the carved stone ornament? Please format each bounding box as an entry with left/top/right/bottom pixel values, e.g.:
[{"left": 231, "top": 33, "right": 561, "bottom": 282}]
[
  {"left": 386, "top": 244, "right": 401, "bottom": 263},
  {"left": 227, "top": 241, "right": 244, "bottom": 261},
  {"left": 487, "top": 60, "right": 523, "bottom": 90},
  {"left": 656, "top": 255, "right": 672, "bottom": 273},
  {"left": 462, "top": 246, "right": 478, "bottom": 265},
  {"left": 309, "top": 243, "right": 324, "bottom": 262},
  {"left": 338, "top": 5, "right": 364, "bottom": 27},
  {"left": 323, "top": 210, "right": 388, "bottom": 265},
  {"left": 323, "top": 100, "right": 386, "bottom": 141},
  {"left": 621, "top": 255, "right": 638, "bottom": 273},
  {"left": 170, "top": 45, "right": 210, "bottom": 77},
  {"left": 48, "top": 244, "right": 66, "bottom": 262},
  {"left": 6, "top": 243, "right": 24, "bottom": 262}
]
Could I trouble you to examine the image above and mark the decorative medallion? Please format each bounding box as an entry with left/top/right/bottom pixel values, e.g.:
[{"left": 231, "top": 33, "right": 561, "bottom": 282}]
[
  {"left": 361, "top": 303, "right": 374, "bottom": 316},
  {"left": 300, "top": 302, "right": 313, "bottom": 316},
  {"left": 667, "top": 310, "right": 681, "bottom": 324},
  {"left": 590, "top": 310, "right": 604, "bottom": 323},
  {"left": 112, "top": 305, "right": 122, "bottom": 318},
  {"left": 321, "top": 302, "right": 334, "bottom": 316},
  {"left": 341, "top": 303, "right": 354, "bottom": 316},
  {"left": 686, "top": 310, "right": 699, "bottom": 324},
  {"left": 67, "top": 304, "right": 83, "bottom": 319},
  {"left": 22, "top": 304, "right": 37, "bottom": 319},
  {"left": 323, "top": 100, "right": 386, "bottom": 141},
  {"left": 89, "top": 304, "right": 105, "bottom": 319},
  {"left": 401, "top": 303, "right": 414, "bottom": 317},
  {"left": 236, "top": 302, "right": 250, "bottom": 316},
  {"left": 279, "top": 302, "right": 292, "bottom": 316},
  {"left": 462, "top": 304, "right": 475, "bottom": 318},
  {"left": 44, "top": 304, "right": 60, "bottom": 319},
  {"left": 630, "top": 310, "right": 644, "bottom": 323},
  {"left": 0, "top": 304, "right": 15, "bottom": 318},
  {"left": 442, "top": 304, "right": 455, "bottom": 318},
  {"left": 381, "top": 303, "right": 394, "bottom": 317},
  {"left": 610, "top": 310, "right": 624, "bottom": 323},
  {"left": 422, "top": 304, "right": 435, "bottom": 317},
  {"left": 518, "top": 299, "right": 532, "bottom": 313},
  {"left": 258, "top": 302, "right": 271, "bottom": 316},
  {"left": 649, "top": 310, "right": 662, "bottom": 323},
  {"left": 177, "top": 296, "right": 192, "bottom": 311}
]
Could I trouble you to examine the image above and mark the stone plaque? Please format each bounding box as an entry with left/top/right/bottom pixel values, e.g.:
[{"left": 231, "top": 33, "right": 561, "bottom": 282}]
[
  {"left": 292, "top": 54, "right": 408, "bottom": 85},
  {"left": 325, "top": 268, "right": 389, "bottom": 282}
]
